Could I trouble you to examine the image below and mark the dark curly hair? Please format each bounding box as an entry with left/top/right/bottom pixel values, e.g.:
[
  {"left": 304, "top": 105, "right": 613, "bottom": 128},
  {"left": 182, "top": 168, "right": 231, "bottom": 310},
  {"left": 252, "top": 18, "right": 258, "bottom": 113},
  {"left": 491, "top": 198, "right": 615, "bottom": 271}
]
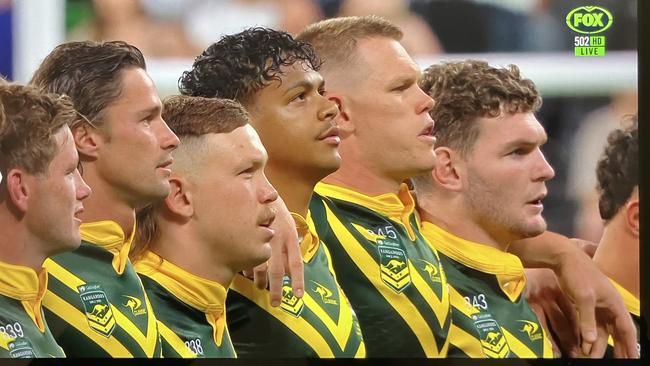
[
  {"left": 179, "top": 27, "right": 321, "bottom": 105},
  {"left": 419, "top": 60, "right": 541, "bottom": 157},
  {"left": 596, "top": 114, "right": 638, "bottom": 221}
]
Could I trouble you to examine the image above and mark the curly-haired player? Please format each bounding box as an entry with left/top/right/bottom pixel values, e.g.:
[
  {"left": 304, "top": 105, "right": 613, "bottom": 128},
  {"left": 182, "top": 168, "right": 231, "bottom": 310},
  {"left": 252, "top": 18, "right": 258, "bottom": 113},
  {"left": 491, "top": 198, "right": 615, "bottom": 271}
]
[
  {"left": 592, "top": 115, "right": 640, "bottom": 356},
  {"left": 179, "top": 27, "right": 364, "bottom": 357}
]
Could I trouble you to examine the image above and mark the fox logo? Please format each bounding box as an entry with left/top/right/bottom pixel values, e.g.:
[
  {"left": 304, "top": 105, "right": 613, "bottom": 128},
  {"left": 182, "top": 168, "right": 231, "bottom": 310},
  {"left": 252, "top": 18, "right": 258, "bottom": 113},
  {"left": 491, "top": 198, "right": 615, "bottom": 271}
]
[
  {"left": 123, "top": 295, "right": 146, "bottom": 316},
  {"left": 310, "top": 281, "right": 337, "bottom": 305},
  {"left": 518, "top": 320, "right": 543, "bottom": 341}
]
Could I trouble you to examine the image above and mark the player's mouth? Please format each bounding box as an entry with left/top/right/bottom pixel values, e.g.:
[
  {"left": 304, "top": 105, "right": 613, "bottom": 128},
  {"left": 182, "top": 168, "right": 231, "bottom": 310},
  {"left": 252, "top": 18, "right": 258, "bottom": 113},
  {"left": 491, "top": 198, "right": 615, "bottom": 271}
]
[
  {"left": 258, "top": 210, "right": 277, "bottom": 238},
  {"left": 526, "top": 193, "right": 547, "bottom": 210},
  {"left": 157, "top": 158, "right": 173, "bottom": 174},
  {"left": 418, "top": 123, "right": 436, "bottom": 145},
  {"left": 74, "top": 206, "right": 84, "bottom": 223},
  {"left": 317, "top": 124, "right": 341, "bottom": 145}
]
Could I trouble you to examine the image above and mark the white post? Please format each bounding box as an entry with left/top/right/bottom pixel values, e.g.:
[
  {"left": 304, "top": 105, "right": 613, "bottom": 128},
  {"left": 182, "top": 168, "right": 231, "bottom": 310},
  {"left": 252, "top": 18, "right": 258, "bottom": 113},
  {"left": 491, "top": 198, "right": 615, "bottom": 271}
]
[{"left": 12, "top": 0, "right": 65, "bottom": 83}]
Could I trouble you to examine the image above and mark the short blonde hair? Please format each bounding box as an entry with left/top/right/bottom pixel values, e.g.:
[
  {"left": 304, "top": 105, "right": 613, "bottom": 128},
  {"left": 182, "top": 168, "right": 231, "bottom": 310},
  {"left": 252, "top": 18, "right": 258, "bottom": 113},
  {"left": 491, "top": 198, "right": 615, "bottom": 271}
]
[{"left": 297, "top": 15, "right": 402, "bottom": 72}]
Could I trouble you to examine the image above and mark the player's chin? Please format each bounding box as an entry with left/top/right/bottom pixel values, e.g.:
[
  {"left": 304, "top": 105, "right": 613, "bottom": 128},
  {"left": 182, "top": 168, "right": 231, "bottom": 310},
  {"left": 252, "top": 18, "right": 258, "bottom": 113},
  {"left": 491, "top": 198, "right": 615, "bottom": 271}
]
[{"left": 523, "top": 218, "right": 547, "bottom": 237}]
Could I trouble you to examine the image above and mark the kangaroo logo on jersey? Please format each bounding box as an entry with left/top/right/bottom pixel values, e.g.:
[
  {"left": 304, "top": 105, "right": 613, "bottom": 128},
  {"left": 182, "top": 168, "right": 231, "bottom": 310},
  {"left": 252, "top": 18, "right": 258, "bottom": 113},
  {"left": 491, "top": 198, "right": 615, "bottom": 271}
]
[
  {"left": 122, "top": 295, "right": 146, "bottom": 316},
  {"left": 7, "top": 338, "right": 35, "bottom": 358},
  {"left": 473, "top": 313, "right": 510, "bottom": 358},
  {"left": 417, "top": 259, "right": 442, "bottom": 283},
  {"left": 518, "top": 320, "right": 543, "bottom": 341},
  {"left": 310, "top": 280, "right": 338, "bottom": 305},
  {"left": 377, "top": 236, "right": 411, "bottom": 293},
  {"left": 78, "top": 282, "right": 116, "bottom": 337},
  {"left": 280, "top": 276, "right": 304, "bottom": 317}
]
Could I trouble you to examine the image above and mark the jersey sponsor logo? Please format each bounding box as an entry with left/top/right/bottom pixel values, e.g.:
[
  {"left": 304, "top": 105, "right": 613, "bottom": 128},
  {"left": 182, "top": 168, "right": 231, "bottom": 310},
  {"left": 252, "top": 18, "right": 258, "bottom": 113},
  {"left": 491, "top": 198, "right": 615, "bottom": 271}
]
[
  {"left": 417, "top": 259, "right": 442, "bottom": 283},
  {"left": 7, "top": 337, "right": 36, "bottom": 358},
  {"left": 378, "top": 238, "right": 411, "bottom": 293},
  {"left": 473, "top": 313, "right": 510, "bottom": 358},
  {"left": 280, "top": 276, "right": 304, "bottom": 317},
  {"left": 122, "top": 295, "right": 146, "bottom": 316},
  {"left": 78, "top": 282, "right": 116, "bottom": 337},
  {"left": 518, "top": 320, "right": 543, "bottom": 341},
  {"left": 310, "top": 280, "right": 338, "bottom": 305}
]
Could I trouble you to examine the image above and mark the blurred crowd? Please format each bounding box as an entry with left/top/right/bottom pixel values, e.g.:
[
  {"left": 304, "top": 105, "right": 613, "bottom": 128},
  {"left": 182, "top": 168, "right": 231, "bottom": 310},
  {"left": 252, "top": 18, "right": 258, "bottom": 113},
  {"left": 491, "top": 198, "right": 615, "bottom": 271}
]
[{"left": 64, "top": 0, "right": 638, "bottom": 242}]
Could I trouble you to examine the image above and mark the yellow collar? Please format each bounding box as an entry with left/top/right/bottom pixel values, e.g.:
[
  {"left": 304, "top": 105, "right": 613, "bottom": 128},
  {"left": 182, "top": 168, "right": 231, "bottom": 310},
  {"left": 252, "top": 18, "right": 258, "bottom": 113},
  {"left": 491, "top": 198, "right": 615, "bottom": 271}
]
[
  {"left": 133, "top": 251, "right": 228, "bottom": 346},
  {"left": 80, "top": 220, "right": 135, "bottom": 275},
  {"left": 0, "top": 260, "right": 48, "bottom": 332},
  {"left": 609, "top": 278, "right": 640, "bottom": 317},
  {"left": 315, "top": 182, "right": 419, "bottom": 240},
  {"left": 421, "top": 221, "right": 526, "bottom": 302},
  {"left": 291, "top": 212, "right": 321, "bottom": 263}
]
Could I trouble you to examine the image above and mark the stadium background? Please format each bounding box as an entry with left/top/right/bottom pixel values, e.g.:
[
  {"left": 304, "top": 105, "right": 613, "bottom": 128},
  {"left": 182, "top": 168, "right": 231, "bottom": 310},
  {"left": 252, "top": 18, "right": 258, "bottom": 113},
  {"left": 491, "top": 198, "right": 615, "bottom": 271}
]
[{"left": 0, "top": 0, "right": 638, "bottom": 243}]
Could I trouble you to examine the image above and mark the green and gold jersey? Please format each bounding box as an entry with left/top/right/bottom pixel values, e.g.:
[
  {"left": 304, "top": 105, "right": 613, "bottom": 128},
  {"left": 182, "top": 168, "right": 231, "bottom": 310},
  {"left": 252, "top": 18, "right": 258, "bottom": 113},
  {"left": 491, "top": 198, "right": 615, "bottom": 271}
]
[
  {"left": 227, "top": 212, "right": 365, "bottom": 358},
  {"left": 0, "top": 261, "right": 65, "bottom": 358},
  {"left": 135, "top": 251, "right": 236, "bottom": 358},
  {"left": 309, "top": 183, "right": 451, "bottom": 358},
  {"left": 605, "top": 278, "right": 640, "bottom": 357},
  {"left": 42, "top": 221, "right": 162, "bottom": 357},
  {"left": 421, "top": 221, "right": 553, "bottom": 358}
]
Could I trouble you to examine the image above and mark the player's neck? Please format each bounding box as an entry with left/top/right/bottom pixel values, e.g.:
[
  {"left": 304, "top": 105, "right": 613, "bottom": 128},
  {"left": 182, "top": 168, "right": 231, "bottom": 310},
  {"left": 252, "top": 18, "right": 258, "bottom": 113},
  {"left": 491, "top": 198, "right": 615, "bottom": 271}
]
[
  {"left": 418, "top": 194, "right": 509, "bottom": 251},
  {"left": 0, "top": 213, "right": 48, "bottom": 270},
  {"left": 265, "top": 163, "right": 324, "bottom": 217},
  {"left": 594, "top": 221, "right": 639, "bottom": 298},
  {"left": 76, "top": 166, "right": 136, "bottom": 237},
  {"left": 151, "top": 230, "right": 235, "bottom": 288},
  {"left": 322, "top": 163, "right": 401, "bottom": 196}
]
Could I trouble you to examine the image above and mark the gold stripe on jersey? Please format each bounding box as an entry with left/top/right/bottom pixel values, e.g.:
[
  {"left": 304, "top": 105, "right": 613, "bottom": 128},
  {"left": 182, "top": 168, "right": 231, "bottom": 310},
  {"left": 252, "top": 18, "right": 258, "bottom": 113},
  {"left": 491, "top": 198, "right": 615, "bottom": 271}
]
[
  {"left": 323, "top": 203, "right": 442, "bottom": 357},
  {"left": 42, "top": 290, "right": 132, "bottom": 356},
  {"left": 0, "top": 331, "right": 13, "bottom": 351},
  {"left": 230, "top": 275, "right": 334, "bottom": 357},
  {"left": 157, "top": 321, "right": 196, "bottom": 358},
  {"left": 44, "top": 259, "right": 159, "bottom": 356},
  {"left": 503, "top": 327, "right": 553, "bottom": 358},
  {"left": 301, "top": 290, "right": 354, "bottom": 351},
  {"left": 449, "top": 286, "right": 480, "bottom": 318}
]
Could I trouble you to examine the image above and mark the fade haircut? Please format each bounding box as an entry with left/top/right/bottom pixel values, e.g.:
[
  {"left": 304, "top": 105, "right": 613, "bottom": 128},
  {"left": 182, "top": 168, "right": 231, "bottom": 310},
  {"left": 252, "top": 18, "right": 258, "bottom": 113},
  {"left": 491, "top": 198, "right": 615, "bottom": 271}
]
[
  {"left": 133, "top": 95, "right": 251, "bottom": 259},
  {"left": 419, "top": 60, "right": 541, "bottom": 157},
  {"left": 30, "top": 40, "right": 146, "bottom": 133},
  {"left": 0, "top": 83, "right": 79, "bottom": 179},
  {"left": 296, "top": 15, "right": 402, "bottom": 73},
  {"left": 596, "top": 114, "right": 638, "bottom": 222},
  {"left": 179, "top": 27, "right": 320, "bottom": 106}
]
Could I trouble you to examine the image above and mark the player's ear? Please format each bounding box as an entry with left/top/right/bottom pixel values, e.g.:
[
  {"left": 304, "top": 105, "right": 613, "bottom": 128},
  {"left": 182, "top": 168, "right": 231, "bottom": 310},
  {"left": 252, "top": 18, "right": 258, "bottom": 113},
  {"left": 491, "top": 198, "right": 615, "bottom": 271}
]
[
  {"left": 5, "top": 168, "right": 30, "bottom": 214},
  {"left": 72, "top": 123, "right": 102, "bottom": 159},
  {"left": 431, "top": 147, "right": 463, "bottom": 192},
  {"left": 624, "top": 188, "right": 639, "bottom": 237},
  {"left": 326, "top": 92, "right": 353, "bottom": 133},
  {"left": 164, "top": 176, "right": 193, "bottom": 218}
]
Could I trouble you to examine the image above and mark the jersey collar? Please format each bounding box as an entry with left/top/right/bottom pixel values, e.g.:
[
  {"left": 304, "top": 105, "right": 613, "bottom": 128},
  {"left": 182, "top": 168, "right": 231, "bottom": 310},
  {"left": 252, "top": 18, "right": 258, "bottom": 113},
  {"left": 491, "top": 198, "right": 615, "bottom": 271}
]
[
  {"left": 291, "top": 211, "right": 320, "bottom": 263},
  {"left": 315, "top": 182, "right": 419, "bottom": 241},
  {"left": 0, "top": 260, "right": 48, "bottom": 332},
  {"left": 421, "top": 221, "right": 526, "bottom": 302},
  {"left": 134, "top": 251, "right": 228, "bottom": 346},
  {"left": 80, "top": 220, "right": 135, "bottom": 275}
]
